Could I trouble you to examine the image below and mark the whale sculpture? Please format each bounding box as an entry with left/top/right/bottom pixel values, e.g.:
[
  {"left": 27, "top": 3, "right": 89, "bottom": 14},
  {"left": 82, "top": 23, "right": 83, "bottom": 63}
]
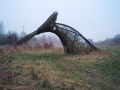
[{"left": 15, "top": 11, "right": 97, "bottom": 54}]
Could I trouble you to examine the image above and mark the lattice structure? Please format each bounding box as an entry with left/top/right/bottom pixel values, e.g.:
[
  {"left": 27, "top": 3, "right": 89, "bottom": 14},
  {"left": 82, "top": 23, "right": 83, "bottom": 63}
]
[{"left": 15, "top": 11, "right": 97, "bottom": 54}]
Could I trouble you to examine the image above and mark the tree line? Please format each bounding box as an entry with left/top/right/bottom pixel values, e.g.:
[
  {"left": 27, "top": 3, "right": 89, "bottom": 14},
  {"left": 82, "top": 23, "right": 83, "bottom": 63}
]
[
  {"left": 0, "top": 21, "right": 27, "bottom": 45},
  {"left": 96, "top": 34, "right": 120, "bottom": 45},
  {"left": 2, "top": 21, "right": 119, "bottom": 46},
  {"left": 0, "top": 21, "right": 62, "bottom": 47}
]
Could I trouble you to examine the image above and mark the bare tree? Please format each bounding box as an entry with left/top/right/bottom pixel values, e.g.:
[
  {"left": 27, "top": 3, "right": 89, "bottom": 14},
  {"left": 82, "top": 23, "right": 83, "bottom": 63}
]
[
  {"left": 113, "top": 34, "right": 120, "bottom": 44},
  {"left": 0, "top": 21, "right": 5, "bottom": 44},
  {"left": 6, "top": 31, "right": 18, "bottom": 44}
]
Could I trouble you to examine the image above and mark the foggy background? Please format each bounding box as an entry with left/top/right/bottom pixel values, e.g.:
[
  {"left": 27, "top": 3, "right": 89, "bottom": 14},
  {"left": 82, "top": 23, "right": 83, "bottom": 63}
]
[{"left": 0, "top": 0, "right": 120, "bottom": 42}]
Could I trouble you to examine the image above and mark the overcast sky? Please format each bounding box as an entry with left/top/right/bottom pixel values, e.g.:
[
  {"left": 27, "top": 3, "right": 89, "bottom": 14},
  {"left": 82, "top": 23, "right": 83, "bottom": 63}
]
[{"left": 0, "top": 0, "right": 120, "bottom": 42}]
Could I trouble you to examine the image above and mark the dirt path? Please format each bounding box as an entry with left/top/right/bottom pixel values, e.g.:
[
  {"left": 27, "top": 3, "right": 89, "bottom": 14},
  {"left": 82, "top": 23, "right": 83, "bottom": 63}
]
[
  {"left": 53, "top": 55, "right": 99, "bottom": 79},
  {"left": 52, "top": 55, "right": 120, "bottom": 90}
]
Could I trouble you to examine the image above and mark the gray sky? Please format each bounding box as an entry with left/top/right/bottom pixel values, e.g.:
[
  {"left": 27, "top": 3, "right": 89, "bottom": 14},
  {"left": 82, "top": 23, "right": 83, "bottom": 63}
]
[{"left": 0, "top": 0, "right": 120, "bottom": 42}]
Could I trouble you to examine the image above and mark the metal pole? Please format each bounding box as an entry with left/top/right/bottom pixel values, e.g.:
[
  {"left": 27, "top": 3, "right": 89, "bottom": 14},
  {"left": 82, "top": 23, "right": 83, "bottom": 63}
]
[{"left": 22, "top": 25, "right": 24, "bottom": 31}]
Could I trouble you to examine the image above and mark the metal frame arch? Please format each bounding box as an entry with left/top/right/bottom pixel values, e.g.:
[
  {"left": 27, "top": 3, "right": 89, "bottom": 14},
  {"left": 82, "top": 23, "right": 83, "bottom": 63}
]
[{"left": 14, "top": 11, "right": 98, "bottom": 54}]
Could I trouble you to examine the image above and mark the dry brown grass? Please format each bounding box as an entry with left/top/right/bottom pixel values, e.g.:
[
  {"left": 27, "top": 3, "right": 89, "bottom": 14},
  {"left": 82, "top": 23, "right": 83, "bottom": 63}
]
[
  {"left": 0, "top": 45, "right": 116, "bottom": 90},
  {"left": 0, "top": 48, "right": 75, "bottom": 89}
]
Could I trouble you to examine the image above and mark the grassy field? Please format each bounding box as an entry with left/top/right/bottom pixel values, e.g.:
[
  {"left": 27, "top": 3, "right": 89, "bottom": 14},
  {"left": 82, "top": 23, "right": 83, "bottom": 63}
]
[{"left": 0, "top": 46, "right": 120, "bottom": 90}]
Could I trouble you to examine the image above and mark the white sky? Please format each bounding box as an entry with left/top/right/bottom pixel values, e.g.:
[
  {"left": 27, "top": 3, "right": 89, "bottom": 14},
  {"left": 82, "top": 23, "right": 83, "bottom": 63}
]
[{"left": 0, "top": 0, "right": 120, "bottom": 42}]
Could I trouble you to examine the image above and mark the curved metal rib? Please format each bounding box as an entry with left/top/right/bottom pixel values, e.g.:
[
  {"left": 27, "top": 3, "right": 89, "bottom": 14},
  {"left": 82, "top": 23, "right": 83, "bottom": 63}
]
[{"left": 56, "top": 23, "right": 97, "bottom": 50}]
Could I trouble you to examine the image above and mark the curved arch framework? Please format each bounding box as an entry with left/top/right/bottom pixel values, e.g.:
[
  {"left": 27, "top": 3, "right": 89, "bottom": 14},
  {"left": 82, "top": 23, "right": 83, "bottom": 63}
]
[{"left": 15, "top": 11, "right": 97, "bottom": 54}]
